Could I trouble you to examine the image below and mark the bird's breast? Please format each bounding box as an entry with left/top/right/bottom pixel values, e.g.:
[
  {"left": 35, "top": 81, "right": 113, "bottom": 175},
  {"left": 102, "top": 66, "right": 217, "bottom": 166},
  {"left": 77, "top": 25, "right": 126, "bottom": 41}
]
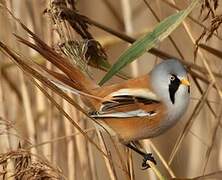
[{"left": 96, "top": 111, "right": 167, "bottom": 143}]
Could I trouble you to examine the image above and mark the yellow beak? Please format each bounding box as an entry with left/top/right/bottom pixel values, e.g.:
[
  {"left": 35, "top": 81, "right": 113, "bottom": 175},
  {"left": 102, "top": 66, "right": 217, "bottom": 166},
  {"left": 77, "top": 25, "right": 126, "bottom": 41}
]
[{"left": 181, "top": 78, "right": 190, "bottom": 86}]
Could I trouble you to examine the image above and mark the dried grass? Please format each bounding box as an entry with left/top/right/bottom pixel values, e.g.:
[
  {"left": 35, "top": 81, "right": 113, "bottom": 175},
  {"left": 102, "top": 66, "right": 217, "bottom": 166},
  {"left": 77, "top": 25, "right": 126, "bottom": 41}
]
[{"left": 0, "top": 0, "right": 222, "bottom": 179}]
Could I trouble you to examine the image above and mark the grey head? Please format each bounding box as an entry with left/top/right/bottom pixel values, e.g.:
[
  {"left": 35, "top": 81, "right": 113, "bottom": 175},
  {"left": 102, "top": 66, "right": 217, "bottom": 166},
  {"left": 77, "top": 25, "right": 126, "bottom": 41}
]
[{"left": 150, "top": 59, "right": 190, "bottom": 128}]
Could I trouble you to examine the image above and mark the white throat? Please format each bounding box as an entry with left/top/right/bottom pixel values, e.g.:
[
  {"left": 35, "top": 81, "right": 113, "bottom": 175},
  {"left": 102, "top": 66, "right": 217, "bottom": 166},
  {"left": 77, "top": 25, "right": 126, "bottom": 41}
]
[{"left": 161, "top": 85, "right": 190, "bottom": 131}]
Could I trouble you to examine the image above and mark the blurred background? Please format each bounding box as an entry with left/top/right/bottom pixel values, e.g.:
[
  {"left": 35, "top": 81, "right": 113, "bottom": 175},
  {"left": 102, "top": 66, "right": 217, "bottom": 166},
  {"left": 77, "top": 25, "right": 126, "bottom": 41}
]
[{"left": 0, "top": 0, "right": 222, "bottom": 179}]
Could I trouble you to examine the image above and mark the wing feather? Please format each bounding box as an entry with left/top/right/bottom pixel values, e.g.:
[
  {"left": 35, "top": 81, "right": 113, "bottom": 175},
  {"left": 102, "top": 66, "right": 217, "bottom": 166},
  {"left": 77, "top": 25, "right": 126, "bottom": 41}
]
[{"left": 90, "top": 88, "right": 161, "bottom": 118}]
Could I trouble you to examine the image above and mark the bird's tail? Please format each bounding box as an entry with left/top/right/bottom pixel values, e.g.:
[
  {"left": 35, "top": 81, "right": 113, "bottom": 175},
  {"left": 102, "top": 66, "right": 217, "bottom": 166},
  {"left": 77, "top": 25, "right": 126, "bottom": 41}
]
[{"left": 15, "top": 22, "right": 100, "bottom": 108}]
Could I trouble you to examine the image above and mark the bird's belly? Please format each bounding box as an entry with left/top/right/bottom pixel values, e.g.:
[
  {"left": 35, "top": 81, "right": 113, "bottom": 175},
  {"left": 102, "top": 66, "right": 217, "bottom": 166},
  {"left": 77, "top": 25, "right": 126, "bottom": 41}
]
[{"left": 97, "top": 115, "right": 167, "bottom": 143}]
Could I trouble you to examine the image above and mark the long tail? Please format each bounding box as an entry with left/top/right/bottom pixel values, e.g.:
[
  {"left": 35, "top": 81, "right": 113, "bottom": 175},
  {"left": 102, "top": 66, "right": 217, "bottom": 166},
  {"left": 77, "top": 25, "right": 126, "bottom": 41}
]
[
  {"left": 14, "top": 22, "right": 101, "bottom": 108},
  {"left": 15, "top": 23, "right": 97, "bottom": 94}
]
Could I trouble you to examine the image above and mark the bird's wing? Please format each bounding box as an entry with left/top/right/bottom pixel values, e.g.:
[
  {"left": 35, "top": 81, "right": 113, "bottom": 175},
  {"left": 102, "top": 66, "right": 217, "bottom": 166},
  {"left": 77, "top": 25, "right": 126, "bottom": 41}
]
[{"left": 90, "top": 88, "right": 162, "bottom": 118}]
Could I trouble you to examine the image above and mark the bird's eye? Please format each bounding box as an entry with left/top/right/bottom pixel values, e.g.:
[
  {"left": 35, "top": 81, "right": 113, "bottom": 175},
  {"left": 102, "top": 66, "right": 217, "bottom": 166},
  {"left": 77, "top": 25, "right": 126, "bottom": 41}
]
[{"left": 170, "top": 75, "right": 175, "bottom": 81}]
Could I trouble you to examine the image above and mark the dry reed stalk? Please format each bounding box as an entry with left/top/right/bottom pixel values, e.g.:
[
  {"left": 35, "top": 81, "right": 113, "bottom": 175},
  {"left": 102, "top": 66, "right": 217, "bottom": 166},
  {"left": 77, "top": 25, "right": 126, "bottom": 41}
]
[
  {"left": 17, "top": 22, "right": 37, "bottom": 156},
  {"left": 81, "top": 13, "right": 222, "bottom": 82},
  {"left": 140, "top": 141, "right": 158, "bottom": 180},
  {"left": 121, "top": 1, "right": 138, "bottom": 179},
  {"left": 0, "top": 34, "right": 114, "bottom": 170},
  {"left": 96, "top": 28, "right": 222, "bottom": 80},
  {"left": 25, "top": 0, "right": 43, "bottom": 36},
  {"left": 172, "top": 171, "right": 222, "bottom": 179},
  {"left": 168, "top": 0, "right": 222, "bottom": 165},
  {"left": 28, "top": 128, "right": 94, "bottom": 150},
  {"left": 1, "top": 68, "right": 22, "bottom": 102},
  {"left": 202, "top": 104, "right": 222, "bottom": 174},
  {"left": 121, "top": 0, "right": 139, "bottom": 78},
  {"left": 73, "top": 108, "right": 95, "bottom": 180},
  {"left": 0, "top": 1, "right": 222, "bottom": 179},
  {"left": 169, "top": 82, "right": 214, "bottom": 164},
  {"left": 192, "top": 170, "right": 222, "bottom": 179},
  {"left": 103, "top": 0, "right": 124, "bottom": 27},
  {"left": 27, "top": 0, "right": 53, "bottom": 161},
  {"left": 170, "top": 0, "right": 222, "bottom": 98},
  {"left": 0, "top": 147, "right": 64, "bottom": 179},
  {"left": 111, "top": 139, "right": 131, "bottom": 179},
  {"left": 160, "top": 0, "right": 222, "bottom": 41},
  {"left": 0, "top": 34, "right": 121, "bottom": 180},
  {"left": 0, "top": 34, "right": 119, "bottom": 168},
  {"left": 96, "top": 128, "right": 130, "bottom": 179},
  {"left": 36, "top": 87, "right": 49, "bottom": 156},
  {"left": 143, "top": 0, "right": 185, "bottom": 60},
  {"left": 0, "top": 13, "right": 11, "bottom": 155},
  {"left": 96, "top": 130, "right": 117, "bottom": 180},
  {"left": 74, "top": 109, "right": 93, "bottom": 180},
  {"left": 45, "top": 63, "right": 54, "bottom": 163},
  {"left": 143, "top": 140, "right": 176, "bottom": 178},
  {"left": 140, "top": 1, "right": 200, "bottom": 177},
  {"left": 96, "top": 28, "right": 151, "bottom": 50},
  {"left": 191, "top": 76, "right": 217, "bottom": 118},
  {"left": 0, "top": 1, "right": 18, "bottom": 163},
  {"left": 63, "top": 98, "right": 75, "bottom": 180},
  {"left": 141, "top": 1, "right": 219, "bottom": 175},
  {"left": 0, "top": 71, "right": 13, "bottom": 179},
  {"left": 41, "top": 9, "right": 56, "bottom": 163},
  {"left": 147, "top": 161, "right": 166, "bottom": 180},
  {"left": 6, "top": 1, "right": 38, "bottom": 156},
  {"left": 127, "top": 149, "right": 135, "bottom": 180},
  {"left": 87, "top": 136, "right": 98, "bottom": 180},
  {"left": 29, "top": 76, "right": 129, "bottom": 175},
  {"left": 45, "top": 21, "right": 54, "bottom": 162},
  {"left": 49, "top": 97, "right": 59, "bottom": 168}
]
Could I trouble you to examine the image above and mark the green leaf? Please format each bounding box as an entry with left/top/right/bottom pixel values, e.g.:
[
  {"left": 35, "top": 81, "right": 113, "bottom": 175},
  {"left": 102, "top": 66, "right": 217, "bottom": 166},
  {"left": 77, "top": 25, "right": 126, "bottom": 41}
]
[{"left": 99, "top": 0, "right": 200, "bottom": 85}]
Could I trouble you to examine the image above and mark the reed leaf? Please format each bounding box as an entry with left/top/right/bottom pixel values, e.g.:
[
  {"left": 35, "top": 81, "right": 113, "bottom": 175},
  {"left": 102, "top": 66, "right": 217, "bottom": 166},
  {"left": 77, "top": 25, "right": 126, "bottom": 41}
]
[{"left": 99, "top": 0, "right": 200, "bottom": 85}]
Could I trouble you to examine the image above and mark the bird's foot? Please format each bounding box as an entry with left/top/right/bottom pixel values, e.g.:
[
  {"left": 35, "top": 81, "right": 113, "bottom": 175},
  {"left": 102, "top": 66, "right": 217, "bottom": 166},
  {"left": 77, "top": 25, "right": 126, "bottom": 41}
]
[{"left": 141, "top": 153, "right": 156, "bottom": 170}]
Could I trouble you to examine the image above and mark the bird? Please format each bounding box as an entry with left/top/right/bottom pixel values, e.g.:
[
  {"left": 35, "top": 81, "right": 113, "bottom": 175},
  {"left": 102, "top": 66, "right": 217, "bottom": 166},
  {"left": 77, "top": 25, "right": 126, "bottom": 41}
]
[
  {"left": 15, "top": 32, "right": 190, "bottom": 169},
  {"left": 88, "top": 59, "right": 190, "bottom": 169},
  {"left": 52, "top": 59, "right": 190, "bottom": 169}
]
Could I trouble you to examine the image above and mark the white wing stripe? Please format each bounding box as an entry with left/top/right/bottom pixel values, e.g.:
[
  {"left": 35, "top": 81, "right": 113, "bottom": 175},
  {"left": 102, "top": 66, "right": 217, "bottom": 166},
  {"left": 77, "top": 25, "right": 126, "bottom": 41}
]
[
  {"left": 109, "top": 88, "right": 159, "bottom": 101},
  {"left": 90, "top": 109, "right": 157, "bottom": 118}
]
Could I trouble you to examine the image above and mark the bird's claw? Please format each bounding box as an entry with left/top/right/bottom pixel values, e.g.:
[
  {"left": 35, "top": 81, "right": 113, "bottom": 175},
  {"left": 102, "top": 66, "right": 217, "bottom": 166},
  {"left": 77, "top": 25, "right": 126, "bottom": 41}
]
[{"left": 141, "top": 153, "right": 156, "bottom": 170}]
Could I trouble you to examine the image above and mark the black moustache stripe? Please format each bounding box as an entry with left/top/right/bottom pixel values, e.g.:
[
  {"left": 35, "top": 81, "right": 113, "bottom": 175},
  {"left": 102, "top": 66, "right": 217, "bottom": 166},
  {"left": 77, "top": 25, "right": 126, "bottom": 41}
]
[{"left": 169, "top": 75, "right": 181, "bottom": 104}]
